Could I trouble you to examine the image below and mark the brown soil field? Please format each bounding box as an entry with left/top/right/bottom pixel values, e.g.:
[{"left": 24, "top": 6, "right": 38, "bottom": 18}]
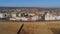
[{"left": 0, "top": 21, "right": 60, "bottom": 34}]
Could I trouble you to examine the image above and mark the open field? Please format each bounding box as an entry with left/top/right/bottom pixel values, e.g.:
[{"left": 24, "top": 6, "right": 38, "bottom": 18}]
[{"left": 0, "top": 21, "right": 60, "bottom": 34}]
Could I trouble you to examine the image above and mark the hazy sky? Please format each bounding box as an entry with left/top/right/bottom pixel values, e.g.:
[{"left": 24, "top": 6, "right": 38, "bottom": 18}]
[{"left": 0, "top": 0, "right": 60, "bottom": 8}]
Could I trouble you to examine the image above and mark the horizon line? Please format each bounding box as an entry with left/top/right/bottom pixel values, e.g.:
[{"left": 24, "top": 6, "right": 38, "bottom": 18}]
[{"left": 0, "top": 6, "right": 60, "bottom": 8}]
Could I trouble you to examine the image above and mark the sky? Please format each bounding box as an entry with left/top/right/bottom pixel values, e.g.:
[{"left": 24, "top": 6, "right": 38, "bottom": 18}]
[{"left": 0, "top": 0, "right": 60, "bottom": 8}]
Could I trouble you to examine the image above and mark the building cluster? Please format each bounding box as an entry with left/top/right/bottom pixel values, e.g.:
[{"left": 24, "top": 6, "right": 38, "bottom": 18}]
[{"left": 0, "top": 8, "right": 60, "bottom": 21}]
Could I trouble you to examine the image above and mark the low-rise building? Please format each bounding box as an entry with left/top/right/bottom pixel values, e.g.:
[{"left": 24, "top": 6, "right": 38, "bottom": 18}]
[
  {"left": 31, "top": 16, "right": 39, "bottom": 21},
  {"left": 45, "top": 12, "right": 57, "bottom": 20},
  {"left": 0, "top": 13, "right": 9, "bottom": 18}
]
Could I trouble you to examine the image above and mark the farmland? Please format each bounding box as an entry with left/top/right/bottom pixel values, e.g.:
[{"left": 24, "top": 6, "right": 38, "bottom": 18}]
[{"left": 0, "top": 21, "right": 60, "bottom": 34}]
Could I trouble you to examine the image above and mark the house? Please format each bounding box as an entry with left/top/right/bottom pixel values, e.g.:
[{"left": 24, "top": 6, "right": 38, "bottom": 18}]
[
  {"left": 56, "top": 13, "right": 60, "bottom": 20},
  {"left": 38, "top": 12, "right": 46, "bottom": 21},
  {"left": 45, "top": 12, "right": 57, "bottom": 20},
  {"left": 0, "top": 13, "right": 8, "bottom": 18},
  {"left": 10, "top": 18, "right": 16, "bottom": 21},
  {"left": 10, "top": 12, "right": 29, "bottom": 21},
  {"left": 20, "top": 12, "right": 28, "bottom": 17},
  {"left": 31, "top": 16, "right": 39, "bottom": 21},
  {"left": 21, "top": 17, "right": 29, "bottom": 21},
  {"left": 11, "top": 12, "right": 17, "bottom": 18},
  {"left": 28, "top": 13, "right": 35, "bottom": 17},
  {"left": 56, "top": 16, "right": 60, "bottom": 20},
  {"left": 10, "top": 12, "right": 21, "bottom": 21}
]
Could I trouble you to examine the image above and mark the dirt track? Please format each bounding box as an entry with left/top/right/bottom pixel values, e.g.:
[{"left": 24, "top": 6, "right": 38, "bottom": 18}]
[{"left": 0, "top": 21, "right": 60, "bottom": 34}]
